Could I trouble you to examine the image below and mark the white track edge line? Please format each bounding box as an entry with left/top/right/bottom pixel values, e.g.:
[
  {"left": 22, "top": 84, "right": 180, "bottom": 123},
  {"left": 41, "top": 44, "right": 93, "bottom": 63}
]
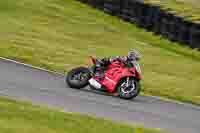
[{"left": 0, "top": 57, "right": 65, "bottom": 76}]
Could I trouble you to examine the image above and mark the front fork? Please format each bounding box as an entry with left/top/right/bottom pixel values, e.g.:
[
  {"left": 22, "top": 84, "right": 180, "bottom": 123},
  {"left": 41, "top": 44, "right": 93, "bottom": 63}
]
[{"left": 126, "top": 77, "right": 130, "bottom": 87}]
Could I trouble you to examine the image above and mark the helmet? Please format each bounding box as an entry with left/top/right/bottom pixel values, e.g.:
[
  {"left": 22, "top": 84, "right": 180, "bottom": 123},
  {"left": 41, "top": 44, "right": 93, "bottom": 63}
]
[{"left": 128, "top": 49, "right": 141, "bottom": 61}]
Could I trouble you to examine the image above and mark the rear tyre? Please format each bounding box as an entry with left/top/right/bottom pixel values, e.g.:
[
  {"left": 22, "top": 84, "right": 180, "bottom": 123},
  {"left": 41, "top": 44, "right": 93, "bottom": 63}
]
[
  {"left": 117, "top": 78, "right": 141, "bottom": 100},
  {"left": 66, "top": 67, "right": 91, "bottom": 89}
]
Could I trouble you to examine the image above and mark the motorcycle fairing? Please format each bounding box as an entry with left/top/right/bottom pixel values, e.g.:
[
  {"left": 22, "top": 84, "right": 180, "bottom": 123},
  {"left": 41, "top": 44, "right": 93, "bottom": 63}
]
[{"left": 101, "top": 61, "right": 137, "bottom": 93}]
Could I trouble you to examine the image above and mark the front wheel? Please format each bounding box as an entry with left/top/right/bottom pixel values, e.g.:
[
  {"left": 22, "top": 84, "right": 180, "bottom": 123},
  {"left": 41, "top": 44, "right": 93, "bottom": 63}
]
[
  {"left": 66, "top": 67, "right": 91, "bottom": 89},
  {"left": 117, "top": 78, "right": 141, "bottom": 100}
]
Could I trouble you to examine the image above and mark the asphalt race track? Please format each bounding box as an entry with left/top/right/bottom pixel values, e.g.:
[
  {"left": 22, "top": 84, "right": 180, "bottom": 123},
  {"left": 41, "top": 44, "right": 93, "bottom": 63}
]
[{"left": 0, "top": 59, "right": 200, "bottom": 133}]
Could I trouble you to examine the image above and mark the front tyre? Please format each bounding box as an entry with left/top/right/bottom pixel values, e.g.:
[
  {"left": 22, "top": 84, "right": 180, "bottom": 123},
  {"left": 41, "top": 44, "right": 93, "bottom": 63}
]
[
  {"left": 66, "top": 67, "right": 91, "bottom": 89},
  {"left": 117, "top": 78, "right": 141, "bottom": 100}
]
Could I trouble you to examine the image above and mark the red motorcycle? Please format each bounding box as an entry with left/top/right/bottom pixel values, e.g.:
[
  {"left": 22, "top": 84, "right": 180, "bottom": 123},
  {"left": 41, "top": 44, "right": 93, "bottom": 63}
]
[{"left": 66, "top": 56, "right": 142, "bottom": 99}]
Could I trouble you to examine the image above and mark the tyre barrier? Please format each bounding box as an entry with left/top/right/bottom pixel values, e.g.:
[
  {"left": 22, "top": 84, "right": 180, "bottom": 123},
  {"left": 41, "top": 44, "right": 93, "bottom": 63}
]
[
  {"left": 190, "top": 24, "right": 200, "bottom": 49},
  {"left": 78, "top": 0, "right": 200, "bottom": 50},
  {"left": 103, "top": 0, "right": 121, "bottom": 15}
]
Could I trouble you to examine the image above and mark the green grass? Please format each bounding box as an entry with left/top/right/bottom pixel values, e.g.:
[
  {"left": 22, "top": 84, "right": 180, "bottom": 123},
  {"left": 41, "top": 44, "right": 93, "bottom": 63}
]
[
  {"left": 0, "top": 97, "right": 166, "bottom": 133},
  {"left": 0, "top": 0, "right": 200, "bottom": 105},
  {"left": 144, "top": 0, "right": 200, "bottom": 23}
]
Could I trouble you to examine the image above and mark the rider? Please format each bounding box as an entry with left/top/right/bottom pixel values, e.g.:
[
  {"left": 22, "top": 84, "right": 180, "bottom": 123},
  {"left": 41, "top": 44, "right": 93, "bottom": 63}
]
[{"left": 95, "top": 49, "right": 141, "bottom": 80}]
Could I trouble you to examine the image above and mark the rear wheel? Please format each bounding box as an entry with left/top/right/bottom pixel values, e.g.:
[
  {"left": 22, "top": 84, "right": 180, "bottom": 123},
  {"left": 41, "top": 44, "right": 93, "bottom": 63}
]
[
  {"left": 117, "top": 78, "right": 141, "bottom": 100},
  {"left": 66, "top": 67, "right": 91, "bottom": 89}
]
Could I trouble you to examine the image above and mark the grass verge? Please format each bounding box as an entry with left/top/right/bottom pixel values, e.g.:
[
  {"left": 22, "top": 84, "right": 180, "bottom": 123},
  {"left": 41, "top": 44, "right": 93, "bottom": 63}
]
[
  {"left": 144, "top": 0, "right": 200, "bottom": 23},
  {"left": 0, "top": 0, "right": 200, "bottom": 105},
  {"left": 0, "top": 97, "right": 166, "bottom": 133}
]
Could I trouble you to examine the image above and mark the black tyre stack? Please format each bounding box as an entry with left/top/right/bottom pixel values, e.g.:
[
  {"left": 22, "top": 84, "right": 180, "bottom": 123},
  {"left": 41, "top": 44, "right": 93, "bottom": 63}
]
[{"left": 77, "top": 0, "right": 200, "bottom": 50}]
